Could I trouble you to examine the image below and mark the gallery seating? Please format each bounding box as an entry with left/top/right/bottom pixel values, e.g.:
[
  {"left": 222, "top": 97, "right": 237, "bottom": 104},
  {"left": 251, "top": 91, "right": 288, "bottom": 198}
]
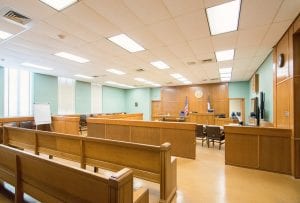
[
  {"left": 196, "top": 124, "right": 206, "bottom": 146},
  {"left": 0, "top": 144, "right": 149, "bottom": 203}
]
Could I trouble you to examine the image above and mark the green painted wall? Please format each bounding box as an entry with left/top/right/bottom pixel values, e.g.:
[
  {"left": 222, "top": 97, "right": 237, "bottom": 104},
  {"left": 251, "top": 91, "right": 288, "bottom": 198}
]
[
  {"left": 151, "top": 88, "right": 161, "bottom": 100},
  {"left": 102, "top": 86, "right": 126, "bottom": 113},
  {"left": 75, "top": 81, "right": 91, "bottom": 114},
  {"left": 228, "top": 81, "right": 250, "bottom": 123},
  {"left": 125, "top": 88, "right": 151, "bottom": 120},
  {"left": 250, "top": 53, "right": 273, "bottom": 122},
  {"left": 0, "top": 67, "right": 4, "bottom": 117},
  {"left": 33, "top": 73, "right": 58, "bottom": 114}
]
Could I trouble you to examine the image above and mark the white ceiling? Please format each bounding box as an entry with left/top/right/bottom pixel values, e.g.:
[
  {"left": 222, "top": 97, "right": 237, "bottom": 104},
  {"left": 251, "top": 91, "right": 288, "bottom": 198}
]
[{"left": 0, "top": 0, "right": 299, "bottom": 88}]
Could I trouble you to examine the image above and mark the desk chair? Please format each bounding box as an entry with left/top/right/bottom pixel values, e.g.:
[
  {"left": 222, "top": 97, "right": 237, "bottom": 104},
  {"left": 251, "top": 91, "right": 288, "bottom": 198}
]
[
  {"left": 196, "top": 124, "right": 206, "bottom": 146},
  {"left": 79, "top": 115, "right": 87, "bottom": 135},
  {"left": 206, "top": 125, "right": 225, "bottom": 150}
]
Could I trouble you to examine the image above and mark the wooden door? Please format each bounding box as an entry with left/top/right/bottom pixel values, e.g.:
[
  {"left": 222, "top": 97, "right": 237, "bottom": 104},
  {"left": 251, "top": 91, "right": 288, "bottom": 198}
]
[{"left": 151, "top": 100, "right": 161, "bottom": 120}]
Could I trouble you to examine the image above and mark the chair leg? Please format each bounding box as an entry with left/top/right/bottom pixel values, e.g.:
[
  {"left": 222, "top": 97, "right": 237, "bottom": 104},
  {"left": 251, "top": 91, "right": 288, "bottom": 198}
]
[
  {"left": 207, "top": 139, "right": 209, "bottom": 148},
  {"left": 219, "top": 142, "right": 221, "bottom": 150}
]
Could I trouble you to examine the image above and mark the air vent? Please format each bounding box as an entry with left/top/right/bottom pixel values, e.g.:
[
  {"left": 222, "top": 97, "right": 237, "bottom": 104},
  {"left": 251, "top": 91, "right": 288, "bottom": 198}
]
[
  {"left": 166, "top": 81, "right": 173, "bottom": 85},
  {"left": 210, "top": 78, "right": 219, "bottom": 81},
  {"left": 3, "top": 10, "right": 31, "bottom": 26},
  {"left": 187, "top": 61, "right": 196, "bottom": 66},
  {"left": 201, "top": 58, "right": 214, "bottom": 63},
  {"left": 136, "top": 68, "right": 145, "bottom": 72}
]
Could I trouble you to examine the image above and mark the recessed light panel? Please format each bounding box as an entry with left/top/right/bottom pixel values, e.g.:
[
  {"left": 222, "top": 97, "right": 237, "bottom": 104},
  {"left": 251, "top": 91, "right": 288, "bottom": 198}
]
[
  {"left": 150, "top": 61, "right": 170, "bottom": 69},
  {"left": 0, "top": 30, "right": 13, "bottom": 40},
  {"left": 21, "top": 62, "right": 53, "bottom": 71},
  {"left": 220, "top": 73, "right": 231, "bottom": 78},
  {"left": 206, "top": 0, "right": 241, "bottom": 35},
  {"left": 219, "top": 67, "right": 232, "bottom": 74},
  {"left": 106, "top": 69, "right": 126, "bottom": 75},
  {"left": 40, "top": 0, "right": 78, "bottom": 11},
  {"left": 74, "top": 74, "right": 93, "bottom": 79},
  {"left": 54, "top": 52, "right": 89, "bottom": 63},
  {"left": 170, "top": 73, "right": 183, "bottom": 79},
  {"left": 134, "top": 78, "right": 160, "bottom": 87},
  {"left": 106, "top": 81, "right": 134, "bottom": 89},
  {"left": 215, "top": 49, "right": 235, "bottom": 62},
  {"left": 221, "top": 77, "right": 231, "bottom": 82},
  {"left": 108, "top": 34, "right": 145, "bottom": 52}
]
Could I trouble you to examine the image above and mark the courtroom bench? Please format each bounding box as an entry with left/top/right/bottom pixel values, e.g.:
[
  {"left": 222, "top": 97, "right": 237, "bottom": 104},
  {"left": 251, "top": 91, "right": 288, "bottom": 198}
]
[
  {"left": 2, "top": 126, "right": 177, "bottom": 203},
  {"left": 0, "top": 144, "right": 148, "bottom": 203},
  {"left": 87, "top": 118, "right": 196, "bottom": 159}
]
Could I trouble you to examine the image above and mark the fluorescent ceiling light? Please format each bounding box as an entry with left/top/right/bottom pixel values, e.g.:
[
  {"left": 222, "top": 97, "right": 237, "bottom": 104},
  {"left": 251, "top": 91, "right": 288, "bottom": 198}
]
[
  {"left": 0, "top": 30, "right": 13, "bottom": 40},
  {"left": 221, "top": 77, "right": 231, "bottom": 82},
  {"left": 220, "top": 73, "right": 231, "bottom": 78},
  {"left": 215, "top": 49, "right": 234, "bottom": 62},
  {"left": 54, "top": 52, "right": 89, "bottom": 63},
  {"left": 152, "top": 83, "right": 161, "bottom": 87},
  {"left": 105, "top": 81, "right": 134, "bottom": 89},
  {"left": 206, "top": 0, "right": 241, "bottom": 35},
  {"left": 170, "top": 73, "right": 183, "bottom": 79},
  {"left": 108, "top": 34, "right": 145, "bottom": 52},
  {"left": 74, "top": 74, "right": 93, "bottom": 79},
  {"left": 134, "top": 77, "right": 160, "bottom": 87},
  {"left": 39, "top": 0, "right": 78, "bottom": 11},
  {"left": 219, "top": 67, "right": 232, "bottom": 74},
  {"left": 106, "top": 68, "right": 126, "bottom": 75},
  {"left": 134, "top": 78, "right": 146, "bottom": 82},
  {"left": 183, "top": 81, "right": 192, "bottom": 85},
  {"left": 21, "top": 62, "right": 53, "bottom": 71},
  {"left": 150, "top": 61, "right": 170, "bottom": 69},
  {"left": 178, "top": 77, "right": 188, "bottom": 82}
]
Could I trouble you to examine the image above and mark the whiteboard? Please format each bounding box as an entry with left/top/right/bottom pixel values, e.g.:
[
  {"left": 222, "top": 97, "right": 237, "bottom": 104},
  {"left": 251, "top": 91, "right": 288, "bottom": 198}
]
[{"left": 33, "top": 103, "right": 51, "bottom": 125}]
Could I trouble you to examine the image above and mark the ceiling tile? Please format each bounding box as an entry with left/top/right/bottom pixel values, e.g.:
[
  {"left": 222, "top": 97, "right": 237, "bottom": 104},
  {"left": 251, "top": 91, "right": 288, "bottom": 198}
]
[
  {"left": 239, "top": 0, "right": 282, "bottom": 29},
  {"left": 237, "top": 26, "right": 269, "bottom": 47},
  {"left": 235, "top": 46, "right": 258, "bottom": 59},
  {"left": 149, "top": 19, "right": 186, "bottom": 45},
  {"left": 188, "top": 37, "right": 214, "bottom": 59},
  {"left": 163, "top": 0, "right": 204, "bottom": 17},
  {"left": 167, "top": 43, "right": 196, "bottom": 59},
  {"left": 274, "top": 0, "right": 300, "bottom": 22},
  {"left": 211, "top": 32, "right": 238, "bottom": 50},
  {"left": 123, "top": 0, "right": 171, "bottom": 25},
  {"left": 174, "top": 9, "right": 210, "bottom": 40}
]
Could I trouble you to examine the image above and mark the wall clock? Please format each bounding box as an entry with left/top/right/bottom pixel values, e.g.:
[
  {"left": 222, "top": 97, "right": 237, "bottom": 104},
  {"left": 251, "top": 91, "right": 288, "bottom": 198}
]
[
  {"left": 194, "top": 90, "right": 203, "bottom": 98},
  {"left": 278, "top": 53, "right": 284, "bottom": 68}
]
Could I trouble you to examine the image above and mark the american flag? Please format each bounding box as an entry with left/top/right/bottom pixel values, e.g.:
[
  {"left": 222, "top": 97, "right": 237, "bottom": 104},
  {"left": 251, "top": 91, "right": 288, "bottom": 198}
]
[{"left": 184, "top": 96, "right": 188, "bottom": 116}]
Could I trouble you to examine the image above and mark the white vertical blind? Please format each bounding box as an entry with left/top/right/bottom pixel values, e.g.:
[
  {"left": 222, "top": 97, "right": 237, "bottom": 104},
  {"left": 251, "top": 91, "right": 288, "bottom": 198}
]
[
  {"left": 58, "top": 77, "right": 75, "bottom": 115},
  {"left": 4, "top": 68, "right": 32, "bottom": 117},
  {"left": 91, "top": 83, "right": 102, "bottom": 113}
]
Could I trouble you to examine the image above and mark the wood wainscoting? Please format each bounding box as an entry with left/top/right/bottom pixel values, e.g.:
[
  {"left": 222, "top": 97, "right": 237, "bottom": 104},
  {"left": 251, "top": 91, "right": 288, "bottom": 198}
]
[
  {"left": 87, "top": 118, "right": 196, "bottom": 159},
  {"left": 225, "top": 126, "right": 292, "bottom": 174}
]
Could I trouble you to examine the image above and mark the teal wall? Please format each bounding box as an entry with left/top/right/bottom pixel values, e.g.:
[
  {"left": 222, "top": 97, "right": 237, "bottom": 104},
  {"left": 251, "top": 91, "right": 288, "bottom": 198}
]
[
  {"left": 0, "top": 67, "right": 4, "bottom": 117},
  {"left": 33, "top": 73, "right": 58, "bottom": 114},
  {"left": 228, "top": 81, "right": 250, "bottom": 123},
  {"left": 75, "top": 81, "right": 91, "bottom": 114},
  {"left": 126, "top": 88, "right": 151, "bottom": 120},
  {"left": 250, "top": 53, "right": 273, "bottom": 122},
  {"left": 102, "top": 86, "right": 126, "bottom": 113},
  {"left": 151, "top": 88, "right": 161, "bottom": 100}
]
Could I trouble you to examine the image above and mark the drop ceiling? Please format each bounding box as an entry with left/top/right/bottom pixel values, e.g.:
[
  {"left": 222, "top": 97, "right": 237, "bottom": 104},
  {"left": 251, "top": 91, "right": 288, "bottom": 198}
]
[{"left": 0, "top": 0, "right": 299, "bottom": 88}]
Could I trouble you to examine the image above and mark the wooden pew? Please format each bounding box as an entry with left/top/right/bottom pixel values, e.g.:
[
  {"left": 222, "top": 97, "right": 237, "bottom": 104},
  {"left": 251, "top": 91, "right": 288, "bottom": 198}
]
[
  {"left": 87, "top": 118, "right": 196, "bottom": 159},
  {"left": 3, "top": 127, "right": 177, "bottom": 203},
  {"left": 51, "top": 116, "right": 80, "bottom": 135},
  {"left": 0, "top": 144, "right": 149, "bottom": 203}
]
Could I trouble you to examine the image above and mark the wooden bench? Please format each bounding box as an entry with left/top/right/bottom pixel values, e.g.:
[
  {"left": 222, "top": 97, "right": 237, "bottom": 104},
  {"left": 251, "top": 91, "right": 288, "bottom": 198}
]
[
  {"left": 2, "top": 126, "right": 177, "bottom": 203},
  {"left": 87, "top": 118, "right": 196, "bottom": 159},
  {"left": 0, "top": 144, "right": 149, "bottom": 203}
]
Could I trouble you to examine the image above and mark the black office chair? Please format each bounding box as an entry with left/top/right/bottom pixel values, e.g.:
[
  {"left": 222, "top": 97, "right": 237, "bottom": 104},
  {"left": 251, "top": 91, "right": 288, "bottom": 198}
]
[
  {"left": 20, "top": 121, "right": 34, "bottom": 129},
  {"left": 206, "top": 125, "right": 225, "bottom": 150},
  {"left": 79, "top": 115, "right": 87, "bottom": 134},
  {"left": 196, "top": 124, "right": 206, "bottom": 146}
]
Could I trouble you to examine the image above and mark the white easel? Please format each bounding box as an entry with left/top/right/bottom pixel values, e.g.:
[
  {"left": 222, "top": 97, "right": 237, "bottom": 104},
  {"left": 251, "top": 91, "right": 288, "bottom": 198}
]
[{"left": 33, "top": 103, "right": 52, "bottom": 130}]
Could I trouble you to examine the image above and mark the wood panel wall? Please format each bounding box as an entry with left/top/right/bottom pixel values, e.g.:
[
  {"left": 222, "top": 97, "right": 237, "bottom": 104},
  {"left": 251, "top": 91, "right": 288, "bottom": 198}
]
[
  {"left": 225, "top": 126, "right": 292, "bottom": 174},
  {"left": 160, "top": 83, "right": 229, "bottom": 117},
  {"left": 273, "top": 14, "right": 300, "bottom": 178}
]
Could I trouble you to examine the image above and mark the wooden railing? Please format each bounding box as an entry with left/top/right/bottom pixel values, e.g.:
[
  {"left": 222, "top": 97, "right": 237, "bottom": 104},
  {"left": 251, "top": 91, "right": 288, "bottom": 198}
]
[
  {"left": 0, "top": 144, "right": 149, "bottom": 203},
  {"left": 87, "top": 118, "right": 196, "bottom": 159},
  {"left": 95, "top": 113, "right": 143, "bottom": 120},
  {"left": 2, "top": 126, "right": 176, "bottom": 203},
  {"left": 224, "top": 125, "right": 292, "bottom": 174}
]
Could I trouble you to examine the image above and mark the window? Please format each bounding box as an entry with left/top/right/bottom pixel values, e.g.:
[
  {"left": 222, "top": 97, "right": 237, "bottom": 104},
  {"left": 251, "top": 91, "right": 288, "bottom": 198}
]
[
  {"left": 4, "top": 68, "right": 32, "bottom": 117},
  {"left": 58, "top": 77, "right": 75, "bottom": 114}
]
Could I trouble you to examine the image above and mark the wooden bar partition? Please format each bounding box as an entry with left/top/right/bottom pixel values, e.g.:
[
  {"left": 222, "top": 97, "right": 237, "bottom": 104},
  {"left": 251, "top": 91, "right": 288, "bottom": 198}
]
[
  {"left": 0, "top": 144, "right": 149, "bottom": 203},
  {"left": 3, "top": 126, "right": 176, "bottom": 203},
  {"left": 225, "top": 126, "right": 292, "bottom": 174},
  {"left": 95, "top": 113, "right": 143, "bottom": 120},
  {"left": 51, "top": 116, "right": 80, "bottom": 135},
  {"left": 87, "top": 118, "right": 196, "bottom": 159}
]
